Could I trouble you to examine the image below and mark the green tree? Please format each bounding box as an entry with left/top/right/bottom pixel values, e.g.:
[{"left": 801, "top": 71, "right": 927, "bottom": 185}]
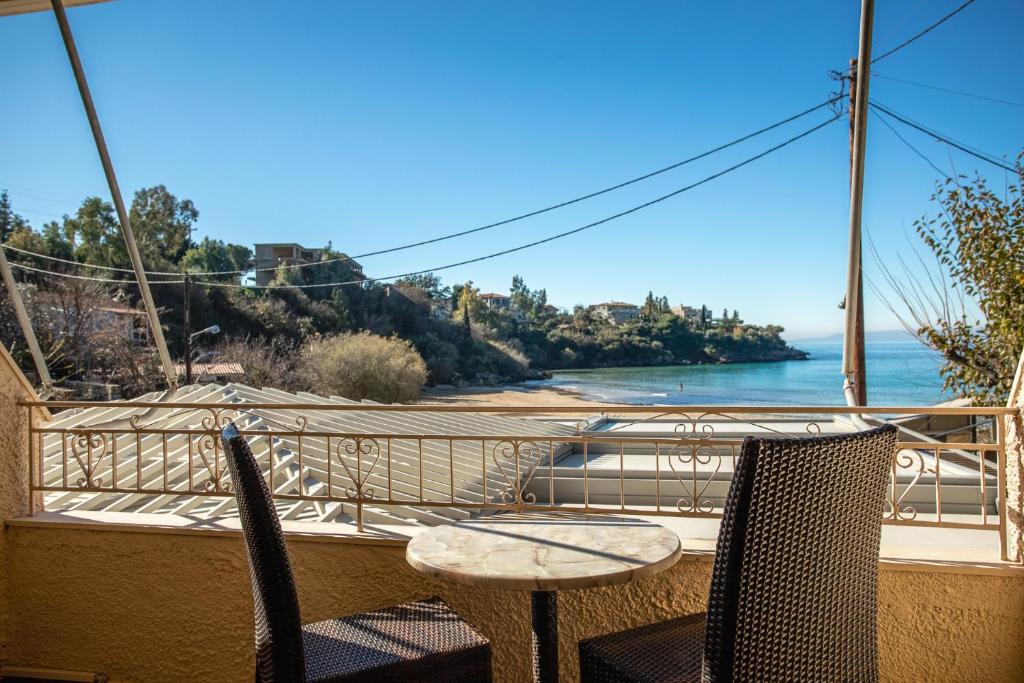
[
  {"left": 63, "top": 197, "right": 123, "bottom": 268},
  {"left": 129, "top": 185, "right": 199, "bottom": 268},
  {"left": 181, "top": 237, "right": 252, "bottom": 282},
  {"left": 510, "top": 275, "right": 532, "bottom": 315},
  {"left": 878, "top": 158, "right": 1024, "bottom": 403},
  {"left": 0, "top": 190, "right": 30, "bottom": 242},
  {"left": 640, "top": 291, "right": 670, "bottom": 322},
  {"left": 394, "top": 272, "right": 450, "bottom": 300}
]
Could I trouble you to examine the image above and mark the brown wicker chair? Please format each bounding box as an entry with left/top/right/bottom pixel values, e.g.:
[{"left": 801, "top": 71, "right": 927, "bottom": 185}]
[
  {"left": 578, "top": 424, "right": 899, "bottom": 683},
  {"left": 220, "top": 422, "right": 492, "bottom": 682}
]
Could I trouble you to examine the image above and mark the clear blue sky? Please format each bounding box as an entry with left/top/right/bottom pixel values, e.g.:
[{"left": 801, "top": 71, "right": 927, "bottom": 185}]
[{"left": 2, "top": 0, "right": 1021, "bottom": 338}]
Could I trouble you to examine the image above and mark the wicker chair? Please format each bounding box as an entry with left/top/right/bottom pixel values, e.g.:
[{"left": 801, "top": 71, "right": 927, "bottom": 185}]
[
  {"left": 220, "top": 422, "right": 492, "bottom": 682},
  {"left": 578, "top": 424, "right": 899, "bottom": 683}
]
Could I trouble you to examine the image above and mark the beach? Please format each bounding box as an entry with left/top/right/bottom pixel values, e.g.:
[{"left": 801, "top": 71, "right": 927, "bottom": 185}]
[{"left": 419, "top": 383, "right": 605, "bottom": 409}]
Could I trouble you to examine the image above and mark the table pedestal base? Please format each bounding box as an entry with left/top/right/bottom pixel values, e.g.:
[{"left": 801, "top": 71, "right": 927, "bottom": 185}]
[{"left": 531, "top": 590, "right": 558, "bottom": 683}]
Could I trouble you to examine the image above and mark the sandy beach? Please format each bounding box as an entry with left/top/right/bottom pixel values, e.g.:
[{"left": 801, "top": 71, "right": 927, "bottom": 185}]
[{"left": 419, "top": 383, "right": 606, "bottom": 409}]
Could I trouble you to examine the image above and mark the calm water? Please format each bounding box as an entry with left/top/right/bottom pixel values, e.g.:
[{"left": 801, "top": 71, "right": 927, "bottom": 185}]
[{"left": 533, "top": 341, "right": 950, "bottom": 406}]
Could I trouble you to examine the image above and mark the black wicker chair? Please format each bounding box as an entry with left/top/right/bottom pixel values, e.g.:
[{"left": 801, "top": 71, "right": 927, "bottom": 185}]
[
  {"left": 220, "top": 422, "right": 492, "bottom": 683},
  {"left": 578, "top": 424, "right": 899, "bottom": 683}
]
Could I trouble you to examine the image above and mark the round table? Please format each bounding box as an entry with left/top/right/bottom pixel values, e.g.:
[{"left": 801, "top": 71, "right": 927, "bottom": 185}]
[{"left": 405, "top": 513, "right": 683, "bottom": 682}]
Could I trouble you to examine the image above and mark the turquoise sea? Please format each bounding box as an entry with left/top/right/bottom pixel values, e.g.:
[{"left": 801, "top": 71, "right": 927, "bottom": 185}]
[{"left": 532, "top": 341, "right": 950, "bottom": 406}]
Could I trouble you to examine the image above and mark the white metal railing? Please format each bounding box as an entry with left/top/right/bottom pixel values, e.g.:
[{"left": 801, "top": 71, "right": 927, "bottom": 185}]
[{"left": 22, "top": 401, "right": 1015, "bottom": 560}]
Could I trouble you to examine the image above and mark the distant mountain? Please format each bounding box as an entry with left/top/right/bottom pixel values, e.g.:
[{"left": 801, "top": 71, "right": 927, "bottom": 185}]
[{"left": 790, "top": 330, "right": 917, "bottom": 344}]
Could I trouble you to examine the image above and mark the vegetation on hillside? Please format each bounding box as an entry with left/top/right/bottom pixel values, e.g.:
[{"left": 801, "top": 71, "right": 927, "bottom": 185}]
[{"left": 0, "top": 185, "right": 805, "bottom": 397}]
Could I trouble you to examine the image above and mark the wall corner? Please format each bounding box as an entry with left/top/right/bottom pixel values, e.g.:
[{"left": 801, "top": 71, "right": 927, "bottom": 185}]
[{"left": 1003, "top": 347, "right": 1024, "bottom": 563}]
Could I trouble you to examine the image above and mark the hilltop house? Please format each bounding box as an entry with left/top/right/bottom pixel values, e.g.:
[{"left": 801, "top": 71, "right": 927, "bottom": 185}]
[
  {"left": 672, "top": 304, "right": 705, "bottom": 325},
  {"left": 589, "top": 301, "right": 640, "bottom": 325},
  {"left": 479, "top": 292, "right": 511, "bottom": 311},
  {"left": 253, "top": 242, "right": 363, "bottom": 286}
]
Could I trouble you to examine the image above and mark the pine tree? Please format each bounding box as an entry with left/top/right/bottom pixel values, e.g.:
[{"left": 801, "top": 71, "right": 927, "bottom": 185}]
[{"left": 0, "top": 190, "right": 29, "bottom": 243}]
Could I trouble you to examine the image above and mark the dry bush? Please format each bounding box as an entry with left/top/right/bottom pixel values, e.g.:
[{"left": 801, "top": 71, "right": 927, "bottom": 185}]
[
  {"left": 216, "top": 336, "right": 300, "bottom": 391},
  {"left": 297, "top": 332, "right": 427, "bottom": 403}
]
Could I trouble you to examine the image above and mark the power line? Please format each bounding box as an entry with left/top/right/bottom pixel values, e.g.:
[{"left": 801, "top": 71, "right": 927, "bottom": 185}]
[
  {"left": 868, "top": 100, "right": 1017, "bottom": 173},
  {"left": 870, "top": 108, "right": 951, "bottom": 180},
  {"left": 6, "top": 260, "right": 182, "bottom": 285},
  {"left": 2, "top": 95, "right": 842, "bottom": 280},
  {"left": 0, "top": 243, "right": 181, "bottom": 275},
  {"left": 180, "top": 95, "right": 843, "bottom": 278},
  {"left": 192, "top": 114, "right": 839, "bottom": 291},
  {"left": 872, "top": 72, "right": 1024, "bottom": 109},
  {"left": 346, "top": 96, "right": 841, "bottom": 261},
  {"left": 871, "top": 0, "right": 978, "bottom": 64},
  {"left": 0, "top": 181, "right": 82, "bottom": 204}
]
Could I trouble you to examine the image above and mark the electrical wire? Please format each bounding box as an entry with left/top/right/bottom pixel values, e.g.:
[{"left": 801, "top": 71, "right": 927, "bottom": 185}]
[
  {"left": 868, "top": 100, "right": 1017, "bottom": 173},
  {"left": 6, "top": 260, "right": 182, "bottom": 285},
  {"left": 870, "top": 108, "right": 952, "bottom": 180},
  {"left": 174, "top": 95, "right": 842, "bottom": 278},
  {"left": 0, "top": 243, "right": 176, "bottom": 275},
  {"left": 872, "top": 72, "right": 1024, "bottom": 109},
  {"left": 871, "top": 0, "right": 978, "bottom": 64},
  {"left": 345, "top": 96, "right": 841, "bottom": 262},
  {"left": 189, "top": 114, "right": 839, "bottom": 290},
  {"left": 2, "top": 95, "right": 842, "bottom": 280}
]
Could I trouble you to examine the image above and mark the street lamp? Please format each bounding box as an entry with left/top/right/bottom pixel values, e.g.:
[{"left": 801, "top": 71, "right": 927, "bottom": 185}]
[{"left": 185, "top": 324, "right": 220, "bottom": 385}]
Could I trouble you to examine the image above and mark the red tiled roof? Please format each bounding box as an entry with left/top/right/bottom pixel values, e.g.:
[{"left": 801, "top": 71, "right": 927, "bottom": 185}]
[{"left": 173, "top": 362, "right": 245, "bottom": 376}]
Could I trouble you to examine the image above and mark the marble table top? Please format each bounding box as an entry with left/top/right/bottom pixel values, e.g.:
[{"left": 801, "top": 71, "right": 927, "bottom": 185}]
[{"left": 405, "top": 513, "right": 683, "bottom": 591}]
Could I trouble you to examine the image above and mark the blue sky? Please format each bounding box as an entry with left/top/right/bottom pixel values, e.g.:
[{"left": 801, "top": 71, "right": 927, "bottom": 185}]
[{"left": 2, "top": 0, "right": 1021, "bottom": 338}]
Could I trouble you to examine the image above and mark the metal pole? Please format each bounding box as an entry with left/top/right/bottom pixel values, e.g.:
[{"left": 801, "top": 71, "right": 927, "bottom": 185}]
[
  {"left": 183, "top": 272, "right": 192, "bottom": 385},
  {"left": 0, "top": 243, "right": 53, "bottom": 392},
  {"left": 842, "top": 0, "right": 874, "bottom": 403},
  {"left": 49, "top": 0, "right": 177, "bottom": 387}
]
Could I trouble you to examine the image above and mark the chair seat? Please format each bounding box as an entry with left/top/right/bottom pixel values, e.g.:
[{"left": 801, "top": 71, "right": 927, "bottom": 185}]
[
  {"left": 579, "top": 612, "right": 706, "bottom": 683},
  {"left": 301, "top": 597, "right": 491, "bottom": 682}
]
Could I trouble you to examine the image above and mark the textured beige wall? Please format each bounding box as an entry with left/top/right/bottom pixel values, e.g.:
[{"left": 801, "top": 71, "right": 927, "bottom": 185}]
[
  {"left": 5, "top": 524, "right": 1023, "bottom": 683},
  {"left": 2, "top": 352, "right": 1023, "bottom": 681},
  {"left": 0, "top": 345, "right": 42, "bottom": 669}
]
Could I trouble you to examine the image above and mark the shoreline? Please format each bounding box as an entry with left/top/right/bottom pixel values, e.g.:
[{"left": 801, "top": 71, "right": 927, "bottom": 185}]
[{"left": 419, "top": 383, "right": 609, "bottom": 409}]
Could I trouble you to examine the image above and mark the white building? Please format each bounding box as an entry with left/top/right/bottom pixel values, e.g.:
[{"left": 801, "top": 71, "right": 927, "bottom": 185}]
[{"left": 588, "top": 301, "right": 639, "bottom": 325}]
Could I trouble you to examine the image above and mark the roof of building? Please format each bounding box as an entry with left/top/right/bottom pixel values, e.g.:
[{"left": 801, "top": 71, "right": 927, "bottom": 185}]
[
  {"left": 590, "top": 301, "right": 637, "bottom": 309},
  {"left": 479, "top": 293, "right": 509, "bottom": 300},
  {"left": 172, "top": 363, "right": 246, "bottom": 376},
  {"left": 34, "top": 292, "right": 146, "bottom": 316},
  {"left": 254, "top": 242, "right": 316, "bottom": 249}
]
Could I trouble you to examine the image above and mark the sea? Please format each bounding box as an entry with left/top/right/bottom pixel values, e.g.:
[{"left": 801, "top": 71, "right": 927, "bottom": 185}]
[{"left": 530, "top": 341, "right": 951, "bottom": 406}]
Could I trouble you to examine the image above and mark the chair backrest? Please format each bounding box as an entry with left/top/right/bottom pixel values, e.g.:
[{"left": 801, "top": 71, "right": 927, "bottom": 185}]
[
  {"left": 702, "top": 424, "right": 898, "bottom": 683},
  {"left": 221, "top": 422, "right": 305, "bottom": 683}
]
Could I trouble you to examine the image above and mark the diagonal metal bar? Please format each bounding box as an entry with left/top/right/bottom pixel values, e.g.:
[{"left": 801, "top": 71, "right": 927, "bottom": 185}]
[{"left": 49, "top": 0, "right": 177, "bottom": 385}]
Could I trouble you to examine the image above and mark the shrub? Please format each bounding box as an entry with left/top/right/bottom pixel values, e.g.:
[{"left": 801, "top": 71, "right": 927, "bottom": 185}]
[
  {"left": 298, "top": 332, "right": 427, "bottom": 403},
  {"left": 217, "top": 336, "right": 300, "bottom": 391},
  {"left": 415, "top": 332, "right": 460, "bottom": 385}
]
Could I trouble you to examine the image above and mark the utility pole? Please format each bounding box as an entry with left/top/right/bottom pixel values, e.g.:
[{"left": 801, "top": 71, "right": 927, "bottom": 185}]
[
  {"left": 847, "top": 57, "right": 868, "bottom": 406},
  {"left": 0, "top": 244, "right": 53, "bottom": 393},
  {"left": 183, "top": 272, "right": 192, "bottom": 385},
  {"left": 843, "top": 0, "right": 874, "bottom": 407},
  {"left": 49, "top": 0, "right": 177, "bottom": 387}
]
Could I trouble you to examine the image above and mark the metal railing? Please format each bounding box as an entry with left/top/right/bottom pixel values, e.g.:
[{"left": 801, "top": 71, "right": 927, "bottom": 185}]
[{"left": 21, "top": 401, "right": 1016, "bottom": 560}]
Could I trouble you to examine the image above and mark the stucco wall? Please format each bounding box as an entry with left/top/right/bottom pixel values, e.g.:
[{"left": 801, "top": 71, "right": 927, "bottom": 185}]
[
  {"left": 5, "top": 524, "right": 1023, "bottom": 683},
  {"left": 2, "top": 347, "right": 1023, "bottom": 681},
  {"left": 0, "top": 345, "right": 42, "bottom": 670}
]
